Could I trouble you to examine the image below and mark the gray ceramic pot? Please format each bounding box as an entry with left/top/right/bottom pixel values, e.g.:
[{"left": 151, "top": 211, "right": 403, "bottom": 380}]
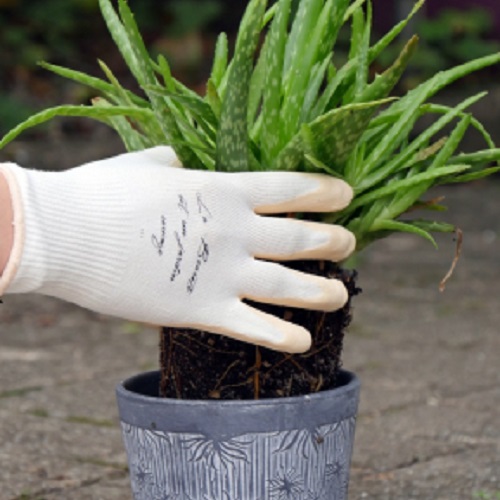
[{"left": 116, "top": 370, "right": 360, "bottom": 500}]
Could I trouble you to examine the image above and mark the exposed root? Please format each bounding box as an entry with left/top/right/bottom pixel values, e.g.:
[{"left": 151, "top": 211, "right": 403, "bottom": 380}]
[{"left": 439, "top": 228, "right": 463, "bottom": 292}]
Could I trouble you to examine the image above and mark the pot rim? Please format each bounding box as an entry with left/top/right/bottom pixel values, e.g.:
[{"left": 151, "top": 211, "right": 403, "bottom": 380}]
[
  {"left": 116, "top": 370, "right": 360, "bottom": 436},
  {"left": 116, "top": 369, "right": 359, "bottom": 407}
]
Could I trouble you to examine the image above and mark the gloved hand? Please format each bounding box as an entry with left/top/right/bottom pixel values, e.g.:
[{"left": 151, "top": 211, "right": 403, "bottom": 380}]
[{"left": 0, "top": 147, "right": 355, "bottom": 353}]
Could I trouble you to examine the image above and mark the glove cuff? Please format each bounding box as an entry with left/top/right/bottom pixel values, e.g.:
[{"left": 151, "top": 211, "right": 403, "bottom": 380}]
[
  {"left": 0, "top": 163, "right": 26, "bottom": 296},
  {"left": 0, "top": 162, "right": 131, "bottom": 306}
]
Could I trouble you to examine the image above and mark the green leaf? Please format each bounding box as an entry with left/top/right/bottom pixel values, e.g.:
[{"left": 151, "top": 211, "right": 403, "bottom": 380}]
[
  {"left": 216, "top": 0, "right": 267, "bottom": 171},
  {"left": 357, "top": 92, "right": 486, "bottom": 192},
  {"left": 311, "top": 60, "right": 354, "bottom": 117},
  {"left": 444, "top": 166, "right": 500, "bottom": 183},
  {"left": 156, "top": 55, "right": 176, "bottom": 93},
  {"left": 284, "top": 0, "right": 323, "bottom": 79},
  {"left": 348, "top": 164, "right": 470, "bottom": 213},
  {"left": 449, "top": 149, "right": 500, "bottom": 166},
  {"left": 384, "top": 52, "right": 500, "bottom": 118},
  {"left": 375, "top": 112, "right": 478, "bottom": 221},
  {"left": 282, "top": 0, "right": 335, "bottom": 141},
  {"left": 210, "top": 32, "right": 228, "bottom": 88},
  {"left": 261, "top": 0, "right": 292, "bottom": 164},
  {"left": 301, "top": 56, "right": 331, "bottom": 123},
  {"left": 346, "top": 2, "right": 373, "bottom": 103},
  {"left": 98, "top": 0, "right": 144, "bottom": 85},
  {"left": 369, "top": 219, "right": 438, "bottom": 247},
  {"left": 353, "top": 1, "right": 372, "bottom": 98},
  {"left": 368, "top": 0, "right": 425, "bottom": 62},
  {"left": 422, "top": 102, "right": 495, "bottom": 149},
  {"left": 39, "top": 61, "right": 147, "bottom": 107},
  {"left": 117, "top": 0, "right": 157, "bottom": 86},
  {"left": 206, "top": 79, "right": 222, "bottom": 119},
  {"left": 355, "top": 35, "right": 419, "bottom": 104},
  {"left": 0, "top": 105, "right": 154, "bottom": 149},
  {"left": 316, "top": 0, "right": 350, "bottom": 63},
  {"left": 145, "top": 85, "right": 217, "bottom": 129},
  {"left": 344, "top": 0, "right": 367, "bottom": 22},
  {"left": 272, "top": 132, "right": 304, "bottom": 171},
  {"left": 92, "top": 97, "right": 148, "bottom": 151},
  {"left": 99, "top": 0, "right": 199, "bottom": 167},
  {"left": 247, "top": 36, "right": 267, "bottom": 127},
  {"left": 304, "top": 154, "right": 345, "bottom": 178},
  {"left": 429, "top": 115, "right": 471, "bottom": 168},
  {"left": 307, "top": 99, "right": 395, "bottom": 169},
  {"left": 411, "top": 220, "right": 456, "bottom": 234}
]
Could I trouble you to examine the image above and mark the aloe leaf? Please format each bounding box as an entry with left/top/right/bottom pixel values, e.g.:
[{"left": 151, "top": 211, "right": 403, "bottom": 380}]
[
  {"left": 349, "top": 4, "right": 364, "bottom": 64},
  {"left": 357, "top": 92, "right": 486, "bottom": 191},
  {"left": 444, "top": 166, "right": 500, "bottom": 183},
  {"left": 449, "top": 149, "right": 500, "bottom": 166},
  {"left": 261, "top": 0, "right": 292, "bottom": 164},
  {"left": 422, "top": 102, "right": 495, "bottom": 149},
  {"left": 92, "top": 97, "right": 149, "bottom": 151},
  {"left": 284, "top": 0, "right": 322, "bottom": 78},
  {"left": 345, "top": 198, "right": 386, "bottom": 241},
  {"left": 307, "top": 99, "right": 395, "bottom": 169},
  {"left": 156, "top": 55, "right": 176, "bottom": 93},
  {"left": 272, "top": 133, "right": 304, "bottom": 171},
  {"left": 98, "top": 59, "right": 136, "bottom": 106},
  {"left": 344, "top": 0, "right": 367, "bottom": 22},
  {"left": 382, "top": 52, "right": 500, "bottom": 119},
  {"left": 210, "top": 32, "right": 228, "bottom": 88},
  {"left": 304, "top": 154, "right": 345, "bottom": 178},
  {"left": 247, "top": 36, "right": 267, "bottom": 127},
  {"left": 146, "top": 85, "right": 217, "bottom": 129},
  {"left": 316, "top": 0, "right": 350, "bottom": 63},
  {"left": 117, "top": 0, "right": 157, "bottom": 86},
  {"left": 348, "top": 164, "right": 470, "bottom": 213},
  {"left": 352, "top": 2, "right": 372, "bottom": 102},
  {"left": 355, "top": 35, "right": 419, "bottom": 104},
  {"left": 368, "top": 0, "right": 425, "bottom": 62},
  {"left": 109, "top": 0, "right": 203, "bottom": 165},
  {"left": 0, "top": 105, "right": 154, "bottom": 149},
  {"left": 369, "top": 219, "right": 438, "bottom": 247},
  {"left": 282, "top": 0, "right": 335, "bottom": 141},
  {"left": 39, "top": 61, "right": 147, "bottom": 107},
  {"left": 354, "top": 1, "right": 371, "bottom": 98},
  {"left": 98, "top": 0, "right": 144, "bottom": 85},
  {"left": 411, "top": 220, "right": 456, "bottom": 233},
  {"left": 154, "top": 58, "right": 209, "bottom": 145},
  {"left": 216, "top": 0, "right": 267, "bottom": 171},
  {"left": 429, "top": 115, "right": 471, "bottom": 168},
  {"left": 206, "top": 79, "right": 222, "bottom": 119},
  {"left": 316, "top": 8, "right": 420, "bottom": 114},
  {"left": 262, "top": 1, "right": 278, "bottom": 23},
  {"left": 99, "top": 0, "right": 197, "bottom": 165},
  {"left": 372, "top": 115, "right": 471, "bottom": 217},
  {"left": 311, "top": 61, "right": 354, "bottom": 117},
  {"left": 301, "top": 57, "right": 331, "bottom": 123}
]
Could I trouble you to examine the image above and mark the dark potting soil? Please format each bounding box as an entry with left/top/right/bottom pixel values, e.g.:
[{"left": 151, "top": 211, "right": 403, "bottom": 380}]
[{"left": 159, "top": 262, "right": 361, "bottom": 400}]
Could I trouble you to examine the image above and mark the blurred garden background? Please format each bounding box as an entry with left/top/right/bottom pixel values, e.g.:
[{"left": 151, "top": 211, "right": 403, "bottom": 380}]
[{"left": 1, "top": 0, "right": 500, "bottom": 151}]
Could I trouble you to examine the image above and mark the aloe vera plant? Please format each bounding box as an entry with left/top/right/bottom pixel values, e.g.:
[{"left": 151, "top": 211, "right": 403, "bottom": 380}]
[
  {"left": 2, "top": 0, "right": 499, "bottom": 249},
  {"left": 2, "top": 0, "right": 500, "bottom": 398},
  {"left": 0, "top": 0, "right": 500, "bottom": 250}
]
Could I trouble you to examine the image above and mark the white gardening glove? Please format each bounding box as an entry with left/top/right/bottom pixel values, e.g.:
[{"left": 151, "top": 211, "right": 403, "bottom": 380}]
[{"left": 0, "top": 147, "right": 355, "bottom": 353}]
